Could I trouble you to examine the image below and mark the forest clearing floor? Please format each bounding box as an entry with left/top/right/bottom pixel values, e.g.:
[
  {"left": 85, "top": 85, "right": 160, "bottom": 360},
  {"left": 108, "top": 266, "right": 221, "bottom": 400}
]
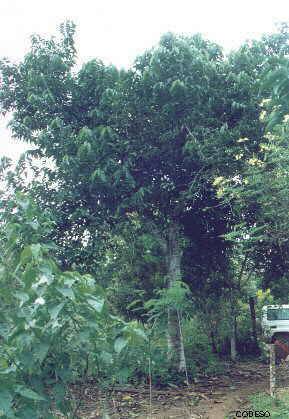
[{"left": 73, "top": 360, "right": 271, "bottom": 418}]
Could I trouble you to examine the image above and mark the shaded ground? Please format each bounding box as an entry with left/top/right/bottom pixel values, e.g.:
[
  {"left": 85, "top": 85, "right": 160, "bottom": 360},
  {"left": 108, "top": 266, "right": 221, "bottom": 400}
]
[{"left": 74, "top": 361, "right": 269, "bottom": 418}]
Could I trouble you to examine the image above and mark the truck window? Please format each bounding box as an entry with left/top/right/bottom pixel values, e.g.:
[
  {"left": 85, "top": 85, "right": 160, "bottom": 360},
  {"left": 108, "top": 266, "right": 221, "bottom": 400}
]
[{"left": 267, "top": 308, "right": 289, "bottom": 320}]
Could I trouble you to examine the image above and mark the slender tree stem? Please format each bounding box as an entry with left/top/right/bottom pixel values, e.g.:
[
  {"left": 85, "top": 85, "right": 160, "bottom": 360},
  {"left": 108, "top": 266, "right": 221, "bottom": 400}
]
[{"left": 177, "top": 310, "right": 189, "bottom": 385}]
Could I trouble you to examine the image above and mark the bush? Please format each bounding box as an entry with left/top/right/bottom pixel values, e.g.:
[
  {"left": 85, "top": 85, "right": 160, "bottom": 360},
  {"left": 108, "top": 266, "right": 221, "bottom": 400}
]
[
  {"left": 183, "top": 318, "right": 225, "bottom": 376},
  {"left": 96, "top": 317, "right": 225, "bottom": 388},
  {"left": 0, "top": 194, "right": 147, "bottom": 418}
]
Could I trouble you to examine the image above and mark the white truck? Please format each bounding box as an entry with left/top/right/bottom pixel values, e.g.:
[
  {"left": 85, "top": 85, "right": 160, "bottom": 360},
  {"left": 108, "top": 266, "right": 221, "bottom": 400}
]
[{"left": 261, "top": 305, "right": 289, "bottom": 353}]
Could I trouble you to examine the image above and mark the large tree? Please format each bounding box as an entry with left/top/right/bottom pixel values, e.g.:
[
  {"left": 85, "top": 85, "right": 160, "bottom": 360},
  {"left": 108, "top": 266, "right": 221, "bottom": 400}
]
[{"left": 1, "top": 22, "right": 289, "bottom": 371}]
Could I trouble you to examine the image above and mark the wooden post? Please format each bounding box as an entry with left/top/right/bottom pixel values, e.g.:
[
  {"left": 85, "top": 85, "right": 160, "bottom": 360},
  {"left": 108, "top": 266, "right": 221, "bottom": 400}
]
[{"left": 269, "top": 344, "right": 276, "bottom": 397}]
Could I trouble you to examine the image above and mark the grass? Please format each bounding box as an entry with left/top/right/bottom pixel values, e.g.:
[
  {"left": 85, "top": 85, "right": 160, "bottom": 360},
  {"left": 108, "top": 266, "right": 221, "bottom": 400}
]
[{"left": 250, "top": 391, "right": 289, "bottom": 418}]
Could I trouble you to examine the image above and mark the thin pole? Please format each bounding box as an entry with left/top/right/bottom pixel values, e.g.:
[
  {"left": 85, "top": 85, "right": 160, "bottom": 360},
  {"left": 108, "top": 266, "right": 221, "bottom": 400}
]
[
  {"left": 269, "top": 344, "right": 276, "bottom": 397},
  {"left": 149, "top": 356, "right": 152, "bottom": 419},
  {"left": 147, "top": 329, "right": 153, "bottom": 419}
]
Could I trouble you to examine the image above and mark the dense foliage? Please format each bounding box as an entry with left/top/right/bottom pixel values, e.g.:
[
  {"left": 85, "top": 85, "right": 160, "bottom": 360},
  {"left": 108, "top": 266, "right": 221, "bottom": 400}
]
[
  {"left": 1, "top": 21, "right": 289, "bottom": 417},
  {"left": 0, "top": 193, "right": 147, "bottom": 417}
]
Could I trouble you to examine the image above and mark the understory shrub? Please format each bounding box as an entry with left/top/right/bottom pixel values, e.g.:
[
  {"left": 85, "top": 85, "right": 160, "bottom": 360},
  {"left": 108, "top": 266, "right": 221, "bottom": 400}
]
[{"left": 0, "top": 194, "right": 146, "bottom": 418}]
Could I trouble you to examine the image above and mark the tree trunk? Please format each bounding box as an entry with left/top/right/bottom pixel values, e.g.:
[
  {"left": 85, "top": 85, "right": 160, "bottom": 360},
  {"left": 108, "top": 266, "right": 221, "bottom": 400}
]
[
  {"left": 166, "top": 223, "right": 186, "bottom": 372},
  {"left": 230, "top": 315, "right": 237, "bottom": 362},
  {"left": 249, "top": 296, "right": 260, "bottom": 354},
  {"left": 210, "top": 330, "right": 218, "bottom": 354},
  {"left": 230, "top": 293, "right": 237, "bottom": 362},
  {"left": 230, "top": 289, "right": 237, "bottom": 362}
]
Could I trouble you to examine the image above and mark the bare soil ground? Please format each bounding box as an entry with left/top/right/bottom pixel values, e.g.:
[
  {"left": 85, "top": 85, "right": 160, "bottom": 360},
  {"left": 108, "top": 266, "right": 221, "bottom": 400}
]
[{"left": 75, "top": 361, "right": 269, "bottom": 418}]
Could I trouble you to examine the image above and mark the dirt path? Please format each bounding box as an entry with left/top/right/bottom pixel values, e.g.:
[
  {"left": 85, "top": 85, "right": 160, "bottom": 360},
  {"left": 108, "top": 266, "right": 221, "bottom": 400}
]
[
  {"left": 137, "top": 361, "right": 269, "bottom": 419},
  {"left": 191, "top": 375, "right": 268, "bottom": 419},
  {"left": 77, "top": 361, "right": 269, "bottom": 418},
  {"left": 193, "top": 361, "right": 268, "bottom": 419}
]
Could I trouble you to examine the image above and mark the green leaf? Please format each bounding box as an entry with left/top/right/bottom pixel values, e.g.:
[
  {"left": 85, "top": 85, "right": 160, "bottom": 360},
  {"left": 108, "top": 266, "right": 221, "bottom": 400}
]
[
  {"left": 0, "top": 264, "right": 5, "bottom": 276},
  {"left": 99, "top": 351, "right": 113, "bottom": 365},
  {"left": 20, "top": 246, "right": 32, "bottom": 264},
  {"left": 56, "top": 287, "right": 75, "bottom": 300},
  {"left": 0, "top": 389, "right": 13, "bottom": 416},
  {"left": 17, "top": 405, "right": 39, "bottom": 419},
  {"left": 91, "top": 168, "right": 107, "bottom": 183},
  {"left": 28, "top": 220, "right": 39, "bottom": 231},
  {"left": 14, "top": 291, "right": 29, "bottom": 307},
  {"left": 23, "top": 266, "right": 37, "bottom": 287},
  {"left": 48, "top": 302, "right": 65, "bottom": 320},
  {"left": 33, "top": 342, "right": 50, "bottom": 363},
  {"left": 50, "top": 117, "right": 62, "bottom": 129},
  {"left": 30, "top": 243, "right": 41, "bottom": 259},
  {"left": 87, "top": 297, "right": 105, "bottom": 313},
  {"left": 16, "top": 193, "right": 30, "bottom": 210},
  {"left": 52, "top": 382, "right": 66, "bottom": 407},
  {"left": 131, "top": 327, "right": 147, "bottom": 341},
  {"left": 79, "top": 126, "right": 92, "bottom": 141},
  {"left": 114, "top": 336, "right": 128, "bottom": 353},
  {"left": 15, "top": 385, "right": 46, "bottom": 401},
  {"left": 169, "top": 79, "right": 186, "bottom": 98},
  {"left": 116, "top": 367, "right": 130, "bottom": 384},
  {"left": 0, "top": 366, "right": 16, "bottom": 375}
]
